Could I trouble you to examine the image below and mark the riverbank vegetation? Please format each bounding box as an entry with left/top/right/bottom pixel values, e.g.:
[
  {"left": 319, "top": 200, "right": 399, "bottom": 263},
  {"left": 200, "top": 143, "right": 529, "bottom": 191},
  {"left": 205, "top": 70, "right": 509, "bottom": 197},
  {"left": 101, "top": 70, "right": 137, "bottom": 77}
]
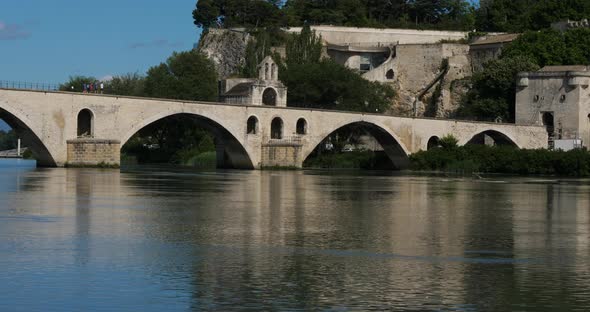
[
  {"left": 410, "top": 136, "right": 590, "bottom": 177},
  {"left": 0, "top": 130, "right": 17, "bottom": 151}
]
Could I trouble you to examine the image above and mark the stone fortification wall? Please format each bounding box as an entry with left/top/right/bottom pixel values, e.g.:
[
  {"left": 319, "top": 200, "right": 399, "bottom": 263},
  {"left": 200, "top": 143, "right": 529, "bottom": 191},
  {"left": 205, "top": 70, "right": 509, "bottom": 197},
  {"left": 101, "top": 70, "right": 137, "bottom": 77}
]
[
  {"left": 67, "top": 139, "right": 120, "bottom": 167},
  {"left": 516, "top": 71, "right": 590, "bottom": 144},
  {"left": 197, "top": 28, "right": 250, "bottom": 79},
  {"left": 286, "top": 26, "right": 468, "bottom": 45}
]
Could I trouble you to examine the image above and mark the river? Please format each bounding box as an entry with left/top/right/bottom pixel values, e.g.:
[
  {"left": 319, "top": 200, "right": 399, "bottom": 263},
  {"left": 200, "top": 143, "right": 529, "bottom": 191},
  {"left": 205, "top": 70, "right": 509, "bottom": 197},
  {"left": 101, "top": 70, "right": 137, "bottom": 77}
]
[{"left": 0, "top": 159, "right": 589, "bottom": 311}]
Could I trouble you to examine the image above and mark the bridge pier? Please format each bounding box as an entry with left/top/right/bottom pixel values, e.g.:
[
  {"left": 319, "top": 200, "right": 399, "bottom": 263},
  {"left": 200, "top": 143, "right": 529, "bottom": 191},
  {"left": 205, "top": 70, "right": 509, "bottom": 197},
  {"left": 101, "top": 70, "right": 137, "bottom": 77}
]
[
  {"left": 260, "top": 141, "right": 303, "bottom": 169},
  {"left": 66, "top": 139, "right": 120, "bottom": 167}
]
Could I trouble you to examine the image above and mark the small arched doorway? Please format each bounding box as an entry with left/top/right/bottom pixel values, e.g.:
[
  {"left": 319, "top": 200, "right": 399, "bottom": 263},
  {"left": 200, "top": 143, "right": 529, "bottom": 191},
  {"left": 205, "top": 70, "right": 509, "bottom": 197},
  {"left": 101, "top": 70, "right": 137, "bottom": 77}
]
[
  {"left": 262, "top": 88, "right": 277, "bottom": 106},
  {"left": 77, "top": 109, "right": 94, "bottom": 138},
  {"left": 427, "top": 136, "right": 440, "bottom": 150},
  {"left": 296, "top": 118, "right": 307, "bottom": 135},
  {"left": 271, "top": 117, "right": 283, "bottom": 139},
  {"left": 247, "top": 116, "right": 258, "bottom": 134}
]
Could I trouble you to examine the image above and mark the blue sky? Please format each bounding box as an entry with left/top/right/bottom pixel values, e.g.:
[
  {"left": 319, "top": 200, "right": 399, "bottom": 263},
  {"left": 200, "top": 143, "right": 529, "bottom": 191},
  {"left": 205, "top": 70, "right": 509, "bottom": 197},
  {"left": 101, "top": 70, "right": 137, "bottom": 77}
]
[
  {"left": 0, "top": 0, "right": 202, "bottom": 84},
  {"left": 1, "top": 0, "right": 202, "bottom": 130}
]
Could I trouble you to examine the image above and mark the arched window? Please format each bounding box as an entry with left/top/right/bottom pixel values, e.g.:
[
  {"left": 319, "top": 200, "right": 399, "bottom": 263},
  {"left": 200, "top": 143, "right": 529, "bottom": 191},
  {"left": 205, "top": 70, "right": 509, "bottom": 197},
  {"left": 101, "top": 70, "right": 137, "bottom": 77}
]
[
  {"left": 77, "top": 109, "right": 94, "bottom": 138},
  {"left": 265, "top": 63, "right": 270, "bottom": 80},
  {"left": 271, "top": 63, "right": 276, "bottom": 80},
  {"left": 386, "top": 69, "right": 395, "bottom": 80},
  {"left": 262, "top": 88, "right": 277, "bottom": 106},
  {"left": 247, "top": 116, "right": 258, "bottom": 134},
  {"left": 271, "top": 117, "right": 283, "bottom": 139},
  {"left": 296, "top": 118, "right": 307, "bottom": 135}
]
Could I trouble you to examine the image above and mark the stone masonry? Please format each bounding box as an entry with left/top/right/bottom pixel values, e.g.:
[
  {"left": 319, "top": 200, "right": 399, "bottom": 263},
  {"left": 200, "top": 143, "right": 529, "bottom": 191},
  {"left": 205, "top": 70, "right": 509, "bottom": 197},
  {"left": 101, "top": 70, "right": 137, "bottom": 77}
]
[
  {"left": 67, "top": 139, "right": 120, "bottom": 167},
  {"left": 0, "top": 89, "right": 548, "bottom": 169}
]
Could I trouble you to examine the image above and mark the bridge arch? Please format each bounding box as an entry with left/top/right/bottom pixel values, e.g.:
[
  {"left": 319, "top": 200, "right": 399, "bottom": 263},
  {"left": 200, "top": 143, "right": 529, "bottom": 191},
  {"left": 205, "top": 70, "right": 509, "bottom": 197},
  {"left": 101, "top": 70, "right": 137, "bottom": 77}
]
[
  {"left": 120, "top": 112, "right": 255, "bottom": 169},
  {"left": 427, "top": 136, "right": 441, "bottom": 150},
  {"left": 0, "top": 105, "right": 57, "bottom": 166},
  {"left": 462, "top": 129, "right": 519, "bottom": 148},
  {"left": 303, "top": 120, "right": 410, "bottom": 169}
]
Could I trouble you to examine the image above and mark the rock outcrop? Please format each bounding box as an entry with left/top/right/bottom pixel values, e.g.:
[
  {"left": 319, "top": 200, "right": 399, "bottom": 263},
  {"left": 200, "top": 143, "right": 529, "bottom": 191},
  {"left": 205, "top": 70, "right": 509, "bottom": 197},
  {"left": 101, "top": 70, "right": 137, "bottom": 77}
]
[{"left": 197, "top": 28, "right": 251, "bottom": 79}]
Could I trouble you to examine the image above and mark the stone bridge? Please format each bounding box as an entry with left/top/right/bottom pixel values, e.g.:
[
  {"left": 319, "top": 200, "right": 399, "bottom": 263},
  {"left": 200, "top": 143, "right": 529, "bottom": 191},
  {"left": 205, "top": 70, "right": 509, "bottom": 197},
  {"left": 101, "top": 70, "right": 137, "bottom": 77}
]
[{"left": 0, "top": 89, "right": 548, "bottom": 168}]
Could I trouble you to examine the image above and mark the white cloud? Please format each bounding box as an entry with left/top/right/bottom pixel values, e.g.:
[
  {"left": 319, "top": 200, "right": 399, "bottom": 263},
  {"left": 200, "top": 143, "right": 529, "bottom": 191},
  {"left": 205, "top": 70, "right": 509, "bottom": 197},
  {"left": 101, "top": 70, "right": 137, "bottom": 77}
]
[
  {"left": 99, "top": 75, "right": 114, "bottom": 82},
  {"left": 0, "top": 21, "right": 31, "bottom": 40}
]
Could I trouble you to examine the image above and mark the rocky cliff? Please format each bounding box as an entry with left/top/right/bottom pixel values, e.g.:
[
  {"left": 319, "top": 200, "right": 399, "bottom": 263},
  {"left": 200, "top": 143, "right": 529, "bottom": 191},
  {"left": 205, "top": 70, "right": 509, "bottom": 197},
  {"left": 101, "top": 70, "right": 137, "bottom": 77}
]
[{"left": 197, "top": 28, "right": 251, "bottom": 79}]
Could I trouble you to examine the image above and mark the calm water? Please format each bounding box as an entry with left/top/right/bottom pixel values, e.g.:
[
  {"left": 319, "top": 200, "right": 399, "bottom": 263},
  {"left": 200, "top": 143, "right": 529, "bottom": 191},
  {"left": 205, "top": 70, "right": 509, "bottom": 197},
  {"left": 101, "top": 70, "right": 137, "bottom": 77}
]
[{"left": 0, "top": 159, "right": 589, "bottom": 311}]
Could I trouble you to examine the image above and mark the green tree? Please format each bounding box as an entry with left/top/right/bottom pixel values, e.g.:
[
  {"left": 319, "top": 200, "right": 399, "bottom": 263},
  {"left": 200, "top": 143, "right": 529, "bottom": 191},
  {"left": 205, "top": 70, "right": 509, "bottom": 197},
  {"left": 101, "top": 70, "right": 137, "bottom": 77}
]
[
  {"left": 285, "top": 25, "right": 323, "bottom": 67},
  {"left": 193, "top": 0, "right": 284, "bottom": 29},
  {"left": 475, "top": 0, "right": 590, "bottom": 32},
  {"left": 502, "top": 28, "right": 590, "bottom": 67},
  {"left": 458, "top": 56, "right": 539, "bottom": 122},
  {"left": 192, "top": 0, "right": 220, "bottom": 29},
  {"left": 144, "top": 50, "right": 218, "bottom": 101},
  {"left": 0, "top": 130, "right": 17, "bottom": 150},
  {"left": 104, "top": 73, "right": 146, "bottom": 97},
  {"left": 281, "top": 59, "right": 395, "bottom": 112}
]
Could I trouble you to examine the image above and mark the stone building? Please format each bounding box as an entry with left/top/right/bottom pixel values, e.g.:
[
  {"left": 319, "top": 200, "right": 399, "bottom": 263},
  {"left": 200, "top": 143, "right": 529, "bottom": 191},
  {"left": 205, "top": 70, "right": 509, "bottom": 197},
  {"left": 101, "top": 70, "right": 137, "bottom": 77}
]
[
  {"left": 516, "top": 66, "right": 590, "bottom": 148},
  {"left": 200, "top": 26, "right": 518, "bottom": 118},
  {"left": 469, "top": 33, "right": 520, "bottom": 72},
  {"left": 219, "top": 56, "right": 287, "bottom": 107}
]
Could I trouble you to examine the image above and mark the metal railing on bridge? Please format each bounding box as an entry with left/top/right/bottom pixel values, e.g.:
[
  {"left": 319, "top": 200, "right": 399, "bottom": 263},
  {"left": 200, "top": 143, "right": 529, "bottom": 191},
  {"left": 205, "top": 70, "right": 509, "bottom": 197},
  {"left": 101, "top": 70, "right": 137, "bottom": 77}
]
[{"left": 0, "top": 80, "right": 59, "bottom": 92}]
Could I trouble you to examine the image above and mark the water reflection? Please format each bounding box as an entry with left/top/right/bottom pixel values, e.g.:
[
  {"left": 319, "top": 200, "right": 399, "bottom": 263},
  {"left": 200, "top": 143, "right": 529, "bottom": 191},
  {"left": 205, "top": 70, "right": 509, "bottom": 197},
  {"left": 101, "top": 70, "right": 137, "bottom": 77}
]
[{"left": 0, "top": 167, "right": 589, "bottom": 311}]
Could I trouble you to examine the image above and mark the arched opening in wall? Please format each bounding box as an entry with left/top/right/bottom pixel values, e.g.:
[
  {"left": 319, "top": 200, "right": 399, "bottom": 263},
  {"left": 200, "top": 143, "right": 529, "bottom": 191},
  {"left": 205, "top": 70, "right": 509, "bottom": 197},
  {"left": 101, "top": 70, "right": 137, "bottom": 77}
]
[
  {"left": 303, "top": 121, "right": 409, "bottom": 170},
  {"left": 386, "top": 69, "right": 395, "bottom": 80},
  {"left": 247, "top": 116, "right": 258, "bottom": 135},
  {"left": 77, "top": 109, "right": 94, "bottom": 138},
  {"left": 0, "top": 108, "right": 55, "bottom": 167},
  {"left": 296, "top": 118, "right": 307, "bottom": 135},
  {"left": 120, "top": 113, "right": 253, "bottom": 169},
  {"left": 466, "top": 130, "right": 518, "bottom": 147},
  {"left": 271, "top": 117, "right": 283, "bottom": 139},
  {"left": 262, "top": 88, "right": 277, "bottom": 106},
  {"left": 427, "top": 136, "right": 441, "bottom": 150}
]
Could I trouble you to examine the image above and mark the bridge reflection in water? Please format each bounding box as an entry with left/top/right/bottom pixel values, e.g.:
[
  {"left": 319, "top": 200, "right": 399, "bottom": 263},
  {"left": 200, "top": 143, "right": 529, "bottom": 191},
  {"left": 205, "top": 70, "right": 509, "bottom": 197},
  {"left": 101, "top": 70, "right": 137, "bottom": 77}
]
[{"left": 0, "top": 167, "right": 589, "bottom": 310}]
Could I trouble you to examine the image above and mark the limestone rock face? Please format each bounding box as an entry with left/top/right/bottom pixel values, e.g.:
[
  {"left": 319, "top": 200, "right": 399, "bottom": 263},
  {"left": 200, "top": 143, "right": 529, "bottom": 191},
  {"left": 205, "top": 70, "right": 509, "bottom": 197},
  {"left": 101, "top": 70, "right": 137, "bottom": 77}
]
[{"left": 197, "top": 29, "right": 251, "bottom": 79}]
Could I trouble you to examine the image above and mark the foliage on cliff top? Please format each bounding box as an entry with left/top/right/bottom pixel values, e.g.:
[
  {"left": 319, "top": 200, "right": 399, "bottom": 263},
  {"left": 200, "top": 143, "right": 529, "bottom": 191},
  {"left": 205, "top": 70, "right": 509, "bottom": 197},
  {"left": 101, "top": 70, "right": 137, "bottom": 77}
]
[
  {"left": 193, "top": 0, "right": 476, "bottom": 31},
  {"left": 501, "top": 28, "right": 590, "bottom": 67},
  {"left": 476, "top": 0, "right": 590, "bottom": 32}
]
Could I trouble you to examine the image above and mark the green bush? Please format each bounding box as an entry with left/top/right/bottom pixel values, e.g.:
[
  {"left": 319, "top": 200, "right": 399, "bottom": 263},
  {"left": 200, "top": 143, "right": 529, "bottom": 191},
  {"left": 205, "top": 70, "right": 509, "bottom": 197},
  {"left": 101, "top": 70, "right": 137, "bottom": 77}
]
[{"left": 410, "top": 145, "right": 590, "bottom": 176}]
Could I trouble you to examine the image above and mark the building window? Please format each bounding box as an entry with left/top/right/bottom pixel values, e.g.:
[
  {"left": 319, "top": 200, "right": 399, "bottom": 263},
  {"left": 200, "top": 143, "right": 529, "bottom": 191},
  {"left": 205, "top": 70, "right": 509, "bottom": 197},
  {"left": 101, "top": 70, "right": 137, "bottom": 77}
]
[{"left": 360, "top": 54, "right": 371, "bottom": 72}]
